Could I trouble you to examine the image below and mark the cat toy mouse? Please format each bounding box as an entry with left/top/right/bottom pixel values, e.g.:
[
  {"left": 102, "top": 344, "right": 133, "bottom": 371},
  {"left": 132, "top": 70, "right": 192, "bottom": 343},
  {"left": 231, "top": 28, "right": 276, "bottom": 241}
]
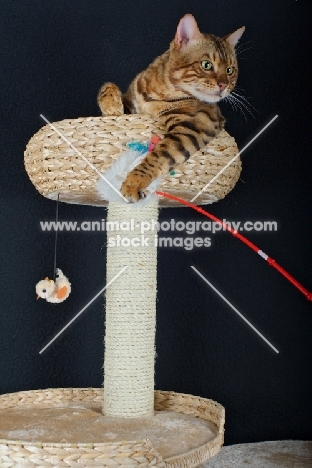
[{"left": 36, "top": 268, "right": 71, "bottom": 303}]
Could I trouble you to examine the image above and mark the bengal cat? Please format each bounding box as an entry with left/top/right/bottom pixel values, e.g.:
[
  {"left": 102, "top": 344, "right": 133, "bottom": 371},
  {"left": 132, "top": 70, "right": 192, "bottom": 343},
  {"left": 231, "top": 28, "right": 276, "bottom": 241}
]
[{"left": 98, "top": 14, "right": 245, "bottom": 202}]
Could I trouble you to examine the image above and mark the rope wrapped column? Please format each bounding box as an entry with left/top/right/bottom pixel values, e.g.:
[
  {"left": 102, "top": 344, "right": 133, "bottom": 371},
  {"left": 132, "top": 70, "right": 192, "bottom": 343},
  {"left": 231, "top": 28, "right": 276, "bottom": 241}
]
[{"left": 103, "top": 200, "right": 159, "bottom": 417}]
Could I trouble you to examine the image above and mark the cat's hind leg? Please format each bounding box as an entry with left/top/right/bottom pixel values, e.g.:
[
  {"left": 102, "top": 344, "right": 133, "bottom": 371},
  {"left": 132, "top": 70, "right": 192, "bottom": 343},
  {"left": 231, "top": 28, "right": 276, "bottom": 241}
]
[{"left": 97, "top": 82, "right": 124, "bottom": 115}]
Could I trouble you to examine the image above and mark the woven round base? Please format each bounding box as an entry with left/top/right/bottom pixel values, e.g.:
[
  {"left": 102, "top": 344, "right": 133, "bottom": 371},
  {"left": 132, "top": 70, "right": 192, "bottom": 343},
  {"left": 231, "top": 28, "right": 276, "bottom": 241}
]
[
  {"left": 24, "top": 115, "right": 241, "bottom": 207},
  {"left": 0, "top": 388, "right": 224, "bottom": 467}
]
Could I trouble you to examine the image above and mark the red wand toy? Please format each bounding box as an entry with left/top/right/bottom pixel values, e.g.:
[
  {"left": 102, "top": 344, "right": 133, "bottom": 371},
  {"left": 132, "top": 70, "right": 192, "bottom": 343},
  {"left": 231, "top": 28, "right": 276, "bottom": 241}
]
[{"left": 156, "top": 190, "right": 312, "bottom": 302}]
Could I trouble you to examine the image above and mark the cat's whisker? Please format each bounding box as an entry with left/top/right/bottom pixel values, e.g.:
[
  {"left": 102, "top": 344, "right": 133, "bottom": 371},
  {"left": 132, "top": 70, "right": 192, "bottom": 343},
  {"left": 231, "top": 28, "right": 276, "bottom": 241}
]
[
  {"left": 235, "top": 40, "right": 252, "bottom": 52},
  {"left": 225, "top": 95, "right": 248, "bottom": 122},
  {"left": 235, "top": 40, "right": 253, "bottom": 55},
  {"left": 226, "top": 96, "right": 239, "bottom": 113},
  {"left": 233, "top": 85, "right": 247, "bottom": 96},
  {"left": 236, "top": 46, "right": 253, "bottom": 56},
  {"left": 230, "top": 92, "right": 258, "bottom": 120},
  {"left": 233, "top": 98, "right": 257, "bottom": 120},
  {"left": 230, "top": 94, "right": 255, "bottom": 120},
  {"left": 224, "top": 95, "right": 247, "bottom": 123},
  {"left": 231, "top": 91, "right": 258, "bottom": 114},
  {"left": 231, "top": 91, "right": 257, "bottom": 107},
  {"left": 224, "top": 96, "right": 236, "bottom": 115},
  {"left": 233, "top": 87, "right": 256, "bottom": 103}
]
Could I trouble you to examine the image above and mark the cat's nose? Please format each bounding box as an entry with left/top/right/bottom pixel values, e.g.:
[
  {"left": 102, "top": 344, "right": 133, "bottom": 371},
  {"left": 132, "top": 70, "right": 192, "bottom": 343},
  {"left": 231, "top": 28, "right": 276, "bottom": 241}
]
[{"left": 218, "top": 82, "right": 227, "bottom": 91}]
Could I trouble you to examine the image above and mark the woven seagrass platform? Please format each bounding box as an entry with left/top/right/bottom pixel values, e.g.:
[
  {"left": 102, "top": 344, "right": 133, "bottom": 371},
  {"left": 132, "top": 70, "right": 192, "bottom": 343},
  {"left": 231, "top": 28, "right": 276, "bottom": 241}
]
[
  {"left": 0, "top": 388, "right": 225, "bottom": 468},
  {"left": 24, "top": 115, "right": 241, "bottom": 207}
]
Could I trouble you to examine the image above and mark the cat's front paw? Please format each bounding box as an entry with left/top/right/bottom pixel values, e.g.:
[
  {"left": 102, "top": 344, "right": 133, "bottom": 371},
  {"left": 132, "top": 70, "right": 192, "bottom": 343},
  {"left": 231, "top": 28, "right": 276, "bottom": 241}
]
[
  {"left": 97, "top": 82, "right": 124, "bottom": 116},
  {"left": 121, "top": 173, "right": 150, "bottom": 203}
]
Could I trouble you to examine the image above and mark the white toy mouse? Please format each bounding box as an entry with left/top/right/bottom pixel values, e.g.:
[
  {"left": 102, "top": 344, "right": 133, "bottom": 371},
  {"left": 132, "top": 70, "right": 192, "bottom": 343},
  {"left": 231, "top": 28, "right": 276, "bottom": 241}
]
[{"left": 36, "top": 268, "right": 71, "bottom": 303}]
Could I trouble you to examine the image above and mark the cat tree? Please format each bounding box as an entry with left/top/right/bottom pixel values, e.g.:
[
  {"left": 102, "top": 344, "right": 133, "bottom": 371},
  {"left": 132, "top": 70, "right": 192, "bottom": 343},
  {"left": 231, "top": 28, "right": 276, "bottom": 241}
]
[{"left": 0, "top": 115, "right": 241, "bottom": 466}]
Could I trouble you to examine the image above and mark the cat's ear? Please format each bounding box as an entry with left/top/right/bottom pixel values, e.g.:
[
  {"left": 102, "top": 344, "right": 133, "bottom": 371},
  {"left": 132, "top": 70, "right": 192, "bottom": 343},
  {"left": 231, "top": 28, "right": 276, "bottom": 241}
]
[
  {"left": 174, "top": 14, "right": 203, "bottom": 50},
  {"left": 224, "top": 26, "right": 245, "bottom": 48}
]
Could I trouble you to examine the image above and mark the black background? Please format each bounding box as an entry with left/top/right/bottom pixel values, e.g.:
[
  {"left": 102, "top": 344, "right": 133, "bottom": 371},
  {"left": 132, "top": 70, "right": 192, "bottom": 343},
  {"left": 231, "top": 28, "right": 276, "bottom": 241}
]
[{"left": 0, "top": 0, "right": 311, "bottom": 446}]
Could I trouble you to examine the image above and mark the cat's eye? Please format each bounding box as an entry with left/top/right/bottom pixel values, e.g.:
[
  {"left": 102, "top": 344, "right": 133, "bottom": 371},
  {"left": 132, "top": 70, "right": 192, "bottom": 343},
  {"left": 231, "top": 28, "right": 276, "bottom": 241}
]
[
  {"left": 200, "top": 60, "right": 213, "bottom": 71},
  {"left": 226, "top": 66, "right": 234, "bottom": 75}
]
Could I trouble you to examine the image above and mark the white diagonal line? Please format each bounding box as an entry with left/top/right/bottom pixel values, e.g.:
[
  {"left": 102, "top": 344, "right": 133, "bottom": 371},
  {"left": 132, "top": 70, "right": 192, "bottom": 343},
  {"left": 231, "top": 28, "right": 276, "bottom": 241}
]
[
  {"left": 39, "top": 266, "right": 128, "bottom": 354},
  {"left": 40, "top": 114, "right": 129, "bottom": 203},
  {"left": 191, "top": 114, "right": 278, "bottom": 203},
  {"left": 191, "top": 266, "right": 279, "bottom": 353}
]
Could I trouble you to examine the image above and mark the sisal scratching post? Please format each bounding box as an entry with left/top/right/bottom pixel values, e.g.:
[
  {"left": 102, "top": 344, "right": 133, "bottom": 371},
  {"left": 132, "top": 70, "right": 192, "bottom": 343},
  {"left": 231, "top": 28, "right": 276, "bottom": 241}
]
[{"left": 104, "top": 200, "right": 158, "bottom": 417}]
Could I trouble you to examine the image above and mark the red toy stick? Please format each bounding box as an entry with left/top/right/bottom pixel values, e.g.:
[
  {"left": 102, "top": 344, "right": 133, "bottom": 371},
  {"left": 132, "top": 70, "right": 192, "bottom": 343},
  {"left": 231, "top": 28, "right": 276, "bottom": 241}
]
[{"left": 156, "top": 190, "right": 312, "bottom": 302}]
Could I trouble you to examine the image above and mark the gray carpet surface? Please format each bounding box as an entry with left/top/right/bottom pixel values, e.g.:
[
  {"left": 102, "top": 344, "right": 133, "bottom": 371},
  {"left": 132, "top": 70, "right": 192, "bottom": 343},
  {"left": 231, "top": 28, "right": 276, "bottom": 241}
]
[{"left": 203, "top": 441, "right": 312, "bottom": 467}]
